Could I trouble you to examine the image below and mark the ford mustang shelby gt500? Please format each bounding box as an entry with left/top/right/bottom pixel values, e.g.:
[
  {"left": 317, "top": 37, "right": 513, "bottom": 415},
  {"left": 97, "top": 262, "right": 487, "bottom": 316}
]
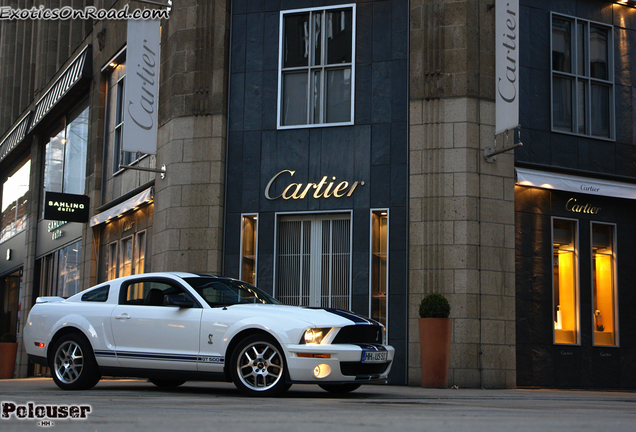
[{"left": 24, "top": 272, "right": 394, "bottom": 396}]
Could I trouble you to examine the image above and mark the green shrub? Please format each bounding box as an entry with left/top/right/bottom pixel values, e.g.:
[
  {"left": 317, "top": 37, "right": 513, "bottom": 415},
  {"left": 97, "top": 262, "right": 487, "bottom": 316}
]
[
  {"left": 0, "top": 333, "right": 16, "bottom": 343},
  {"left": 418, "top": 293, "right": 451, "bottom": 318}
]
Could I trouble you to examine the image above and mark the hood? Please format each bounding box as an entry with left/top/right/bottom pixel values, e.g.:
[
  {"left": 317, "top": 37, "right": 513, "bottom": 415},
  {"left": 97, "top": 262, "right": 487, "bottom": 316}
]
[{"left": 224, "top": 303, "right": 380, "bottom": 327}]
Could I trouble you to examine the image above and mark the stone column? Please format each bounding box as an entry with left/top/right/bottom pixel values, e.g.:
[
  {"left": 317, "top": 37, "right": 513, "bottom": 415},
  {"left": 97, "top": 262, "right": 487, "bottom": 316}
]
[
  {"left": 153, "top": 0, "right": 230, "bottom": 274},
  {"left": 409, "top": 0, "right": 515, "bottom": 388}
]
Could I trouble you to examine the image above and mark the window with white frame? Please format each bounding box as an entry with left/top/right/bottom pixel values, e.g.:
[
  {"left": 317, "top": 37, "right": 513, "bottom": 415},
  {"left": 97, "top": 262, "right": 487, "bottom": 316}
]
[
  {"left": 551, "top": 14, "right": 613, "bottom": 139},
  {"left": 278, "top": 5, "right": 355, "bottom": 128}
]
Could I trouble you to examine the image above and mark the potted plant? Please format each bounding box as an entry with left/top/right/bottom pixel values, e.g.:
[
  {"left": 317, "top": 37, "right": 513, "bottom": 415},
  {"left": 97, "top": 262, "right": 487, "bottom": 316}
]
[
  {"left": 418, "top": 293, "right": 452, "bottom": 388},
  {"left": 0, "top": 333, "right": 18, "bottom": 379}
]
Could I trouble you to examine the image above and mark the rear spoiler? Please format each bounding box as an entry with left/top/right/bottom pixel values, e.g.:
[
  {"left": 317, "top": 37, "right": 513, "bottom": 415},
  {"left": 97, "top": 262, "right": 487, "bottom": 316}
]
[{"left": 36, "top": 296, "right": 66, "bottom": 304}]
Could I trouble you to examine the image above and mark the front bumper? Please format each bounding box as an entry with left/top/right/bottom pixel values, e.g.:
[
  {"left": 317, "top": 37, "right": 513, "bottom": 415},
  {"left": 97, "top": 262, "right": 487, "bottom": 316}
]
[{"left": 284, "top": 343, "right": 394, "bottom": 383}]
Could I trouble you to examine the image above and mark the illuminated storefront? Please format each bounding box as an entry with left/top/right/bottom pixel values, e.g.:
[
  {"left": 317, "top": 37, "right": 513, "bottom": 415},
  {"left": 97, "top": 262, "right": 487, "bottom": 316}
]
[{"left": 515, "top": 169, "right": 632, "bottom": 388}]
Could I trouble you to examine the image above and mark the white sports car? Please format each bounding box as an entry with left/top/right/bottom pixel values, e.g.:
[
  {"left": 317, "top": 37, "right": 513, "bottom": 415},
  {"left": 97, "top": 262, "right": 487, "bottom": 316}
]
[{"left": 23, "top": 272, "right": 394, "bottom": 396}]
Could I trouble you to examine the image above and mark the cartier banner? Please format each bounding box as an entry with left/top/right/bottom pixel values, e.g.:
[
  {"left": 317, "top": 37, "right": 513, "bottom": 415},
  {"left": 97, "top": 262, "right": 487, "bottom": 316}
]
[
  {"left": 495, "top": 0, "right": 519, "bottom": 135},
  {"left": 122, "top": 19, "right": 161, "bottom": 154},
  {"left": 44, "top": 191, "right": 90, "bottom": 223}
]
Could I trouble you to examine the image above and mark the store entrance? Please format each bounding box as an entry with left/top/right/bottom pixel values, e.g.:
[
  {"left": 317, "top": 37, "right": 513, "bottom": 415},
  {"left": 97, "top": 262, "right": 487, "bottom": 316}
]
[{"left": 275, "top": 214, "right": 351, "bottom": 309}]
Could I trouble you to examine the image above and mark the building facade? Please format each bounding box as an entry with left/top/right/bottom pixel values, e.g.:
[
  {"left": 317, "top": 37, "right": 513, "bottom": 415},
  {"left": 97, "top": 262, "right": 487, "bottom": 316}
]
[
  {"left": 515, "top": 0, "right": 636, "bottom": 388},
  {"left": 1, "top": 0, "right": 633, "bottom": 389}
]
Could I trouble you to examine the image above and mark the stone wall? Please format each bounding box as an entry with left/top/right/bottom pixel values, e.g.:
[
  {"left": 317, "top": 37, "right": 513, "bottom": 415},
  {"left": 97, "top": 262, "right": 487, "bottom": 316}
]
[
  {"left": 152, "top": 0, "right": 230, "bottom": 274},
  {"left": 409, "top": 0, "right": 515, "bottom": 388}
]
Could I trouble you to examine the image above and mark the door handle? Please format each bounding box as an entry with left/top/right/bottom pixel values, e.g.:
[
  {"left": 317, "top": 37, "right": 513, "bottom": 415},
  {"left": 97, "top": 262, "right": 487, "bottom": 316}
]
[{"left": 115, "top": 314, "right": 130, "bottom": 320}]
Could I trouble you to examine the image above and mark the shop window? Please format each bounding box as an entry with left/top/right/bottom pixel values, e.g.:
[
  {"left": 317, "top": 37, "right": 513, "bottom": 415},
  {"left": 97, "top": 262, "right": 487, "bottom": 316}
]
[
  {"left": 551, "top": 14, "right": 613, "bottom": 139},
  {"left": 119, "top": 236, "right": 134, "bottom": 278},
  {"left": 592, "top": 223, "right": 617, "bottom": 346},
  {"left": 370, "top": 210, "right": 388, "bottom": 330},
  {"left": 0, "top": 270, "right": 21, "bottom": 338},
  {"left": 43, "top": 102, "right": 89, "bottom": 213},
  {"left": 278, "top": 5, "right": 355, "bottom": 128},
  {"left": 38, "top": 240, "right": 82, "bottom": 298},
  {"left": 240, "top": 215, "right": 258, "bottom": 285},
  {"left": 1, "top": 157, "right": 30, "bottom": 243},
  {"left": 135, "top": 231, "right": 146, "bottom": 275},
  {"left": 108, "top": 241, "right": 118, "bottom": 280},
  {"left": 553, "top": 218, "right": 579, "bottom": 344}
]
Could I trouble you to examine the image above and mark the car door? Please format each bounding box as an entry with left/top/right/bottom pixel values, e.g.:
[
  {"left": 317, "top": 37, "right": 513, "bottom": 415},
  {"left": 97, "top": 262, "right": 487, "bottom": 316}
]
[{"left": 110, "top": 278, "right": 202, "bottom": 371}]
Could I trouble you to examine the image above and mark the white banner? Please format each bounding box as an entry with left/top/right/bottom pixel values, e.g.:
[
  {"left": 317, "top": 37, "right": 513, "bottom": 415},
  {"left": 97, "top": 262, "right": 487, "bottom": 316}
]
[
  {"left": 495, "top": 0, "right": 519, "bottom": 135},
  {"left": 123, "top": 19, "right": 161, "bottom": 154}
]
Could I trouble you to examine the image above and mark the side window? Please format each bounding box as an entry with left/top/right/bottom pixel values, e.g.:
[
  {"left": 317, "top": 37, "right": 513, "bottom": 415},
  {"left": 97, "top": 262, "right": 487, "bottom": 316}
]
[
  {"left": 82, "top": 286, "right": 110, "bottom": 302},
  {"left": 120, "top": 280, "right": 196, "bottom": 307}
]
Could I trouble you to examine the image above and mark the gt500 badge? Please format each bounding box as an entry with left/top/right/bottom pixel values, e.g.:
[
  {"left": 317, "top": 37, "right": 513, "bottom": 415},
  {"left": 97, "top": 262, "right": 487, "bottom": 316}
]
[{"left": 198, "top": 356, "right": 224, "bottom": 364}]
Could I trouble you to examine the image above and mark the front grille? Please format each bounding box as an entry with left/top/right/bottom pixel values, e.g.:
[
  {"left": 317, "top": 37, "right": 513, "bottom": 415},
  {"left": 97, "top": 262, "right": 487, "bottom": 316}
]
[
  {"left": 333, "top": 325, "right": 383, "bottom": 344},
  {"left": 340, "top": 361, "right": 391, "bottom": 376}
]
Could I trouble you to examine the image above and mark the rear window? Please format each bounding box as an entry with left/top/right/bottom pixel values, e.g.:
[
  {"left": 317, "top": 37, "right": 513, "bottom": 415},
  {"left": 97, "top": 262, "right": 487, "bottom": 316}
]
[{"left": 81, "top": 286, "right": 109, "bottom": 302}]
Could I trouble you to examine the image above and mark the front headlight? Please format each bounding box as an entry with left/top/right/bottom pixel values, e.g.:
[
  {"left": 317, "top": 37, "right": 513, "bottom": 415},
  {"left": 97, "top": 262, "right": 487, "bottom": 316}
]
[{"left": 302, "top": 327, "right": 331, "bottom": 344}]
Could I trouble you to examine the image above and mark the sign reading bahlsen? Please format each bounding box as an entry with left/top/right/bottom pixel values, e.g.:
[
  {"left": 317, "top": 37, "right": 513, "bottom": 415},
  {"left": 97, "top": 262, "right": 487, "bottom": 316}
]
[
  {"left": 2, "top": 401, "right": 91, "bottom": 427},
  {"left": 44, "top": 191, "right": 90, "bottom": 223}
]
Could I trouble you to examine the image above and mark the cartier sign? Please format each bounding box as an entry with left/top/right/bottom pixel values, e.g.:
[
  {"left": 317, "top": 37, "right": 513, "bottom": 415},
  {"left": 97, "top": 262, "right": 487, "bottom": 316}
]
[
  {"left": 566, "top": 198, "right": 600, "bottom": 215},
  {"left": 44, "top": 191, "right": 90, "bottom": 223},
  {"left": 265, "top": 170, "right": 365, "bottom": 200}
]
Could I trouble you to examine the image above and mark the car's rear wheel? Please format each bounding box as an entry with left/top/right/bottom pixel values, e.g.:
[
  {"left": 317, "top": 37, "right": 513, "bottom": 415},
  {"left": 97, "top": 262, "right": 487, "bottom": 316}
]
[
  {"left": 149, "top": 379, "right": 187, "bottom": 388},
  {"left": 318, "top": 383, "right": 362, "bottom": 394},
  {"left": 230, "top": 334, "right": 291, "bottom": 396},
  {"left": 50, "top": 333, "right": 100, "bottom": 390}
]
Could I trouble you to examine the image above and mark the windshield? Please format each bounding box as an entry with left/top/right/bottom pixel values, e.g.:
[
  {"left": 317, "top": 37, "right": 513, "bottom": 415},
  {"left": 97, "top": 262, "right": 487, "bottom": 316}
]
[{"left": 183, "top": 277, "right": 280, "bottom": 307}]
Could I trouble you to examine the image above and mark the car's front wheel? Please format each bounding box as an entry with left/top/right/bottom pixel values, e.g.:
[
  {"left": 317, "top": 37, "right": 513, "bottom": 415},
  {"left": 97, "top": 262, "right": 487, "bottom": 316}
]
[
  {"left": 50, "top": 333, "right": 100, "bottom": 390},
  {"left": 230, "top": 334, "right": 291, "bottom": 396}
]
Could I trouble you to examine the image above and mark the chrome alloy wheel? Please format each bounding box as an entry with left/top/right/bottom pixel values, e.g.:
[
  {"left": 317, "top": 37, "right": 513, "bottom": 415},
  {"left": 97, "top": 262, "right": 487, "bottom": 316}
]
[
  {"left": 236, "top": 341, "right": 284, "bottom": 392},
  {"left": 53, "top": 340, "right": 85, "bottom": 385}
]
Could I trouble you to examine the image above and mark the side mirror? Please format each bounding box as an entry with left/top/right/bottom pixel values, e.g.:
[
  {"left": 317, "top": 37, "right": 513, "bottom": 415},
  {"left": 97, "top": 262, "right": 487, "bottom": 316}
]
[{"left": 164, "top": 294, "right": 194, "bottom": 308}]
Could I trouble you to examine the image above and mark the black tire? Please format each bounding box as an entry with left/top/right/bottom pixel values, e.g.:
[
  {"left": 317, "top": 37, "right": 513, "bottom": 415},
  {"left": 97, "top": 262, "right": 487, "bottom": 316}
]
[
  {"left": 149, "top": 379, "right": 187, "bottom": 388},
  {"left": 49, "top": 333, "right": 101, "bottom": 390},
  {"left": 318, "top": 383, "right": 362, "bottom": 394},
  {"left": 229, "top": 334, "right": 291, "bottom": 397}
]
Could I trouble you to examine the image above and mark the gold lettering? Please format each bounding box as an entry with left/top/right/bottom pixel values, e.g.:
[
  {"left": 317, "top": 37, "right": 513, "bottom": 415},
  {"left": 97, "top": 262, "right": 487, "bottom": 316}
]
[
  {"left": 333, "top": 181, "right": 350, "bottom": 198},
  {"left": 347, "top": 181, "right": 364, "bottom": 197},
  {"left": 264, "top": 170, "right": 295, "bottom": 200},
  {"left": 566, "top": 198, "right": 601, "bottom": 214},
  {"left": 313, "top": 176, "right": 329, "bottom": 199},
  {"left": 282, "top": 183, "right": 303, "bottom": 200},
  {"left": 322, "top": 177, "right": 337, "bottom": 198},
  {"left": 265, "top": 170, "right": 364, "bottom": 200}
]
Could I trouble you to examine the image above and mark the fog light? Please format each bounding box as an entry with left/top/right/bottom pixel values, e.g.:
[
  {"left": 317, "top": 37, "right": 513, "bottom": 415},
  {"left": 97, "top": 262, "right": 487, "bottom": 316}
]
[{"left": 313, "top": 364, "right": 331, "bottom": 379}]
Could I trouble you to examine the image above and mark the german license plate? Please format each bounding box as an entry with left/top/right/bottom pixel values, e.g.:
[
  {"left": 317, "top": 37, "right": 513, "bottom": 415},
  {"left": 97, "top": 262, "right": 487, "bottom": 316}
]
[{"left": 361, "top": 350, "right": 388, "bottom": 363}]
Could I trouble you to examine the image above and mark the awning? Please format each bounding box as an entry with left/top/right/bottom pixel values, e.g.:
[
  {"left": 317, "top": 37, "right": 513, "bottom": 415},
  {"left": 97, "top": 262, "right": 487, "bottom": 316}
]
[
  {"left": 0, "top": 111, "right": 31, "bottom": 163},
  {"left": 90, "top": 187, "right": 153, "bottom": 227},
  {"left": 29, "top": 45, "right": 92, "bottom": 132},
  {"left": 516, "top": 168, "right": 636, "bottom": 200}
]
